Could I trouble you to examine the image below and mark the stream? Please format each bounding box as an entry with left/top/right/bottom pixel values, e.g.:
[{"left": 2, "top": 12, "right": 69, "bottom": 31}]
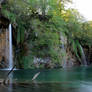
[{"left": 0, "top": 66, "right": 92, "bottom": 92}]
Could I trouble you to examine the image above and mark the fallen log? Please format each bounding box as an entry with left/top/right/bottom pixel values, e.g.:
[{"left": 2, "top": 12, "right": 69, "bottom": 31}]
[
  {"left": 32, "top": 72, "right": 40, "bottom": 81},
  {"left": 3, "top": 65, "right": 16, "bottom": 85}
]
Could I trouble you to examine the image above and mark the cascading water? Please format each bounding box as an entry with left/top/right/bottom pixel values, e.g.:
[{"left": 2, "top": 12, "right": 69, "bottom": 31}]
[
  {"left": 80, "top": 45, "right": 87, "bottom": 66},
  {"left": 9, "top": 24, "right": 13, "bottom": 70},
  {"left": 4, "top": 24, "right": 13, "bottom": 91},
  {"left": 60, "top": 33, "right": 67, "bottom": 68},
  {"left": 8, "top": 24, "right": 13, "bottom": 92},
  {"left": 61, "top": 44, "right": 67, "bottom": 68}
]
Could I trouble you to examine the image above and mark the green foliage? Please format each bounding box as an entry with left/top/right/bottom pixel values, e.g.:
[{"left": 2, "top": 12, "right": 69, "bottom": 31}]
[
  {"left": 2, "top": 0, "right": 92, "bottom": 68},
  {"left": 72, "top": 40, "right": 81, "bottom": 62},
  {"left": 2, "top": 7, "right": 16, "bottom": 23},
  {"left": 21, "top": 54, "right": 34, "bottom": 69},
  {"left": 28, "top": 19, "right": 61, "bottom": 63},
  {"left": 17, "top": 22, "right": 25, "bottom": 44}
]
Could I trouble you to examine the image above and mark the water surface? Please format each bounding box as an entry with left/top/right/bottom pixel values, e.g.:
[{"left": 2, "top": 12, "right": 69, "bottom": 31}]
[{"left": 0, "top": 66, "right": 92, "bottom": 92}]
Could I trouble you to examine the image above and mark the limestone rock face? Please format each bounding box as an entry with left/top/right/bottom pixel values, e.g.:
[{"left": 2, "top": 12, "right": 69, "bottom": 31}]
[
  {"left": 0, "top": 29, "right": 9, "bottom": 68},
  {"left": 0, "top": 15, "right": 10, "bottom": 68}
]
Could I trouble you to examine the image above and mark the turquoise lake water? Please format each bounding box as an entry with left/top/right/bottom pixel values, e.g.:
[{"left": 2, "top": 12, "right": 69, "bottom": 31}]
[{"left": 0, "top": 66, "right": 92, "bottom": 92}]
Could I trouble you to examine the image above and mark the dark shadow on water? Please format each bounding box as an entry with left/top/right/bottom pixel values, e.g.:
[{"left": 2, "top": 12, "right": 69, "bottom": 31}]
[
  {"left": 0, "top": 82, "right": 83, "bottom": 92},
  {"left": 0, "top": 82, "right": 92, "bottom": 92}
]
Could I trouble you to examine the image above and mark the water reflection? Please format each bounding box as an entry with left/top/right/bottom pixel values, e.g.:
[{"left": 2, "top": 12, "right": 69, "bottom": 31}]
[
  {"left": 0, "top": 82, "right": 92, "bottom": 92},
  {"left": 8, "top": 73, "right": 13, "bottom": 92}
]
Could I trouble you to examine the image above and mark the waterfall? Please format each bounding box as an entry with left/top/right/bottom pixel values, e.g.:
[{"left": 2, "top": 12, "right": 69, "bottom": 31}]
[
  {"left": 61, "top": 44, "right": 67, "bottom": 68},
  {"left": 8, "top": 24, "right": 13, "bottom": 70},
  {"left": 8, "top": 24, "right": 13, "bottom": 92},
  {"left": 60, "top": 33, "right": 67, "bottom": 68},
  {"left": 80, "top": 45, "right": 87, "bottom": 66},
  {"left": 4, "top": 24, "right": 13, "bottom": 90}
]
